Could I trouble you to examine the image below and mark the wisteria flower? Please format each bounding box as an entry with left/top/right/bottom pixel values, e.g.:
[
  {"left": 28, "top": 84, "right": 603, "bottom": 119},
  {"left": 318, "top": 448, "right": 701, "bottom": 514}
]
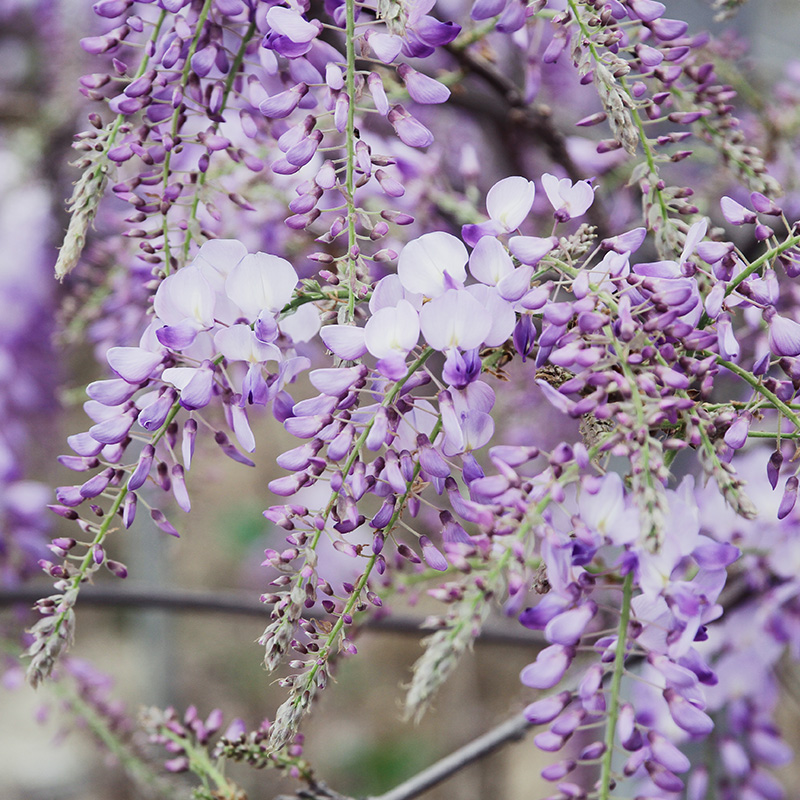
[
  {"left": 397, "top": 232, "right": 468, "bottom": 297},
  {"left": 462, "top": 176, "right": 535, "bottom": 245},
  {"left": 541, "top": 173, "right": 595, "bottom": 222}
]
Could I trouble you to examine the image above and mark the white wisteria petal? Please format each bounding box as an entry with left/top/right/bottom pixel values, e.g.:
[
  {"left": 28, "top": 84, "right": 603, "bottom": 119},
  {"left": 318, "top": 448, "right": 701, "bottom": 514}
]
[
  {"left": 319, "top": 324, "right": 368, "bottom": 360},
  {"left": 365, "top": 300, "right": 420, "bottom": 358},
  {"left": 153, "top": 265, "right": 215, "bottom": 328},
  {"left": 280, "top": 302, "right": 321, "bottom": 343},
  {"left": 266, "top": 6, "right": 320, "bottom": 42},
  {"left": 466, "top": 285, "right": 515, "bottom": 346},
  {"left": 397, "top": 232, "right": 468, "bottom": 298},
  {"left": 419, "top": 289, "right": 491, "bottom": 351},
  {"left": 214, "top": 324, "right": 281, "bottom": 363},
  {"left": 485, "top": 176, "right": 535, "bottom": 232},
  {"left": 225, "top": 252, "right": 299, "bottom": 321},
  {"left": 469, "top": 235, "right": 514, "bottom": 286}
]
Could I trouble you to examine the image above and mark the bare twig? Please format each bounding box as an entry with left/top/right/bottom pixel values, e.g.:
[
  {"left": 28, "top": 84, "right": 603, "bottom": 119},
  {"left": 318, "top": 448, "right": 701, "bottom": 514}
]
[
  {"left": 0, "top": 584, "right": 540, "bottom": 647},
  {"left": 271, "top": 712, "right": 532, "bottom": 800},
  {"left": 369, "top": 711, "right": 531, "bottom": 800}
]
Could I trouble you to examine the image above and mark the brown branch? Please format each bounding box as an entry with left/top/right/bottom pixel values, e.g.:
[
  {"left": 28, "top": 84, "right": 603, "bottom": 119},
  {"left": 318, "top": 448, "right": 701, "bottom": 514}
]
[
  {"left": 0, "top": 584, "right": 541, "bottom": 647},
  {"left": 369, "top": 711, "right": 531, "bottom": 800}
]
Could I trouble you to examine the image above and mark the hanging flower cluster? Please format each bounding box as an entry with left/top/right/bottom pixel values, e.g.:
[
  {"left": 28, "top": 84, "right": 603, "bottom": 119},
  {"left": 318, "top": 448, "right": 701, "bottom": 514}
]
[{"left": 15, "top": 0, "right": 800, "bottom": 798}]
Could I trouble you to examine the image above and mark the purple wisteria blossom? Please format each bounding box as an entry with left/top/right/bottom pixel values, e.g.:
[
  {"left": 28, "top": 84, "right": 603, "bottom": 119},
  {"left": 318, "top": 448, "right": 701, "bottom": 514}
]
[{"left": 18, "top": 1, "right": 800, "bottom": 798}]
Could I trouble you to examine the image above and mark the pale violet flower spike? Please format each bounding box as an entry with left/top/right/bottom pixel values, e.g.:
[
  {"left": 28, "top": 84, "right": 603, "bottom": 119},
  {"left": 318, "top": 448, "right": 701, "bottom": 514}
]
[
  {"left": 541, "top": 173, "right": 595, "bottom": 222},
  {"left": 397, "top": 231, "right": 468, "bottom": 298}
]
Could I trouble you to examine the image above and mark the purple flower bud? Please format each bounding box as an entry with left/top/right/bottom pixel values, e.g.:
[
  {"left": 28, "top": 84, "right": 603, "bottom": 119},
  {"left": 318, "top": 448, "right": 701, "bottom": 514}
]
[
  {"left": 721, "top": 196, "right": 757, "bottom": 225},
  {"left": 151, "top": 509, "right": 179, "bottom": 537},
  {"left": 80, "top": 25, "right": 127, "bottom": 55},
  {"left": 445, "top": 477, "right": 494, "bottom": 527},
  {"left": 417, "top": 434, "right": 451, "bottom": 478},
  {"left": 749, "top": 728, "right": 792, "bottom": 766},
  {"left": 171, "top": 465, "right": 191, "bottom": 512},
  {"left": 778, "top": 476, "right": 799, "bottom": 519},
  {"left": 93, "top": 0, "right": 133, "bottom": 16},
  {"left": 616, "top": 703, "right": 637, "bottom": 749},
  {"left": 441, "top": 511, "right": 471, "bottom": 545},
  {"left": 87, "top": 408, "right": 135, "bottom": 445},
  {"left": 769, "top": 313, "right": 800, "bottom": 357},
  {"left": 520, "top": 645, "right": 575, "bottom": 689},
  {"left": 648, "top": 730, "right": 690, "bottom": 773},
  {"left": 164, "top": 757, "right": 190, "bottom": 773},
  {"left": 696, "top": 241, "right": 734, "bottom": 264},
  {"left": 646, "top": 761, "right": 684, "bottom": 793},
  {"left": 751, "top": 191, "right": 781, "bottom": 216},
  {"left": 269, "top": 472, "right": 311, "bottom": 497},
  {"left": 366, "top": 408, "right": 389, "bottom": 451},
  {"left": 544, "top": 602, "right": 597, "bottom": 646},
  {"left": 523, "top": 691, "right": 572, "bottom": 724},
  {"left": 540, "top": 759, "right": 576, "bottom": 782},
  {"left": 723, "top": 415, "right": 750, "bottom": 450},
  {"left": 532, "top": 730, "right": 566, "bottom": 752},
  {"left": 138, "top": 390, "right": 176, "bottom": 431},
  {"left": 388, "top": 105, "right": 434, "bottom": 148},
  {"left": 767, "top": 450, "right": 783, "bottom": 490},
  {"left": 469, "top": 0, "right": 506, "bottom": 20},
  {"left": 80, "top": 468, "right": 114, "bottom": 499},
  {"left": 57, "top": 455, "right": 100, "bottom": 472},
  {"left": 327, "top": 426, "right": 354, "bottom": 462},
  {"left": 214, "top": 432, "right": 256, "bottom": 467},
  {"left": 122, "top": 492, "right": 137, "bottom": 528},
  {"left": 375, "top": 169, "right": 405, "bottom": 198},
  {"left": 333, "top": 91, "right": 349, "bottom": 133},
  {"left": 755, "top": 223, "right": 774, "bottom": 241},
  {"left": 397, "top": 63, "right": 451, "bottom": 104},
  {"left": 367, "top": 72, "right": 390, "bottom": 116},
  {"left": 259, "top": 83, "right": 309, "bottom": 119},
  {"left": 67, "top": 433, "right": 103, "bottom": 458},
  {"left": 602, "top": 227, "right": 647, "bottom": 254},
  {"left": 649, "top": 17, "right": 688, "bottom": 41},
  {"left": 664, "top": 688, "right": 714, "bottom": 736},
  {"left": 106, "top": 559, "right": 128, "bottom": 578},
  {"left": 627, "top": 0, "right": 665, "bottom": 22},
  {"left": 419, "top": 535, "right": 448, "bottom": 571},
  {"left": 92, "top": 544, "right": 105, "bottom": 565}
]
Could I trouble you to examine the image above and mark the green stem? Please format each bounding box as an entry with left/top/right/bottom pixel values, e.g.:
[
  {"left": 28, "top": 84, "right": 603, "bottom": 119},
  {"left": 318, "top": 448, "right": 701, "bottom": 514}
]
[
  {"left": 599, "top": 571, "right": 633, "bottom": 800},
  {"left": 716, "top": 356, "right": 800, "bottom": 431},
  {"left": 38, "top": 401, "right": 182, "bottom": 661},
  {"left": 161, "top": 0, "right": 214, "bottom": 272},
  {"left": 725, "top": 234, "right": 800, "bottom": 297},
  {"left": 344, "top": 0, "right": 358, "bottom": 321},
  {"left": 566, "top": 0, "right": 671, "bottom": 229},
  {"left": 52, "top": 681, "right": 174, "bottom": 797}
]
